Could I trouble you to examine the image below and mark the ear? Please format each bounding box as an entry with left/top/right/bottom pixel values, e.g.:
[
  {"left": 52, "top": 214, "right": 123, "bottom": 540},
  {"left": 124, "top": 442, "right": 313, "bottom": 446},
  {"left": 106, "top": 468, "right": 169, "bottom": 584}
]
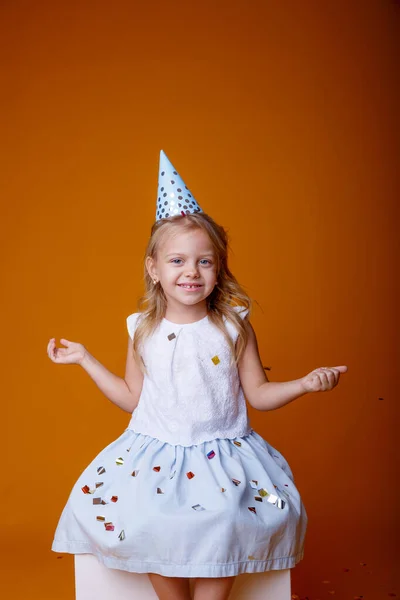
[{"left": 145, "top": 256, "right": 157, "bottom": 281}]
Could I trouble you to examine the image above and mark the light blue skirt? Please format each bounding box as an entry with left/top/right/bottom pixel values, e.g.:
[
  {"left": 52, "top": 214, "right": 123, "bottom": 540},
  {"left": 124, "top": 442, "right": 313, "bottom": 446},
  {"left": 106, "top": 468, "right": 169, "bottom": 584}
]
[{"left": 51, "top": 428, "right": 307, "bottom": 578}]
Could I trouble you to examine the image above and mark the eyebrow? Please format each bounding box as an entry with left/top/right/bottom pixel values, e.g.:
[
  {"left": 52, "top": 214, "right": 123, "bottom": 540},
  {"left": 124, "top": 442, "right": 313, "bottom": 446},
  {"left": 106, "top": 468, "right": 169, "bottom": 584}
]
[{"left": 164, "top": 252, "right": 214, "bottom": 258}]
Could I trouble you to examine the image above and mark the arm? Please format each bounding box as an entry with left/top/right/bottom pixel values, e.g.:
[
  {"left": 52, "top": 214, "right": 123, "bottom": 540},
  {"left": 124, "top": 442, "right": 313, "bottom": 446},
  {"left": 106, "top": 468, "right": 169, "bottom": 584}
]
[
  {"left": 238, "top": 319, "right": 348, "bottom": 411},
  {"left": 47, "top": 333, "right": 144, "bottom": 413},
  {"left": 79, "top": 337, "right": 144, "bottom": 413},
  {"left": 237, "top": 319, "right": 306, "bottom": 411}
]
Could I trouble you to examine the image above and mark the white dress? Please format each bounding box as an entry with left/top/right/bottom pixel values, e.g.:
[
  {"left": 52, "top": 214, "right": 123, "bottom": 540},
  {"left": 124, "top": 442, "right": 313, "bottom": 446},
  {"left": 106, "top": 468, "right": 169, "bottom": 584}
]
[{"left": 51, "top": 307, "right": 308, "bottom": 577}]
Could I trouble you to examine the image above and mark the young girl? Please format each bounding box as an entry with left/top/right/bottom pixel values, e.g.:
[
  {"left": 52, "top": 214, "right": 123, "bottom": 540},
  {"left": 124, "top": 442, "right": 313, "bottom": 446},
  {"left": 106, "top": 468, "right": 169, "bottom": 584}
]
[{"left": 48, "top": 150, "right": 347, "bottom": 600}]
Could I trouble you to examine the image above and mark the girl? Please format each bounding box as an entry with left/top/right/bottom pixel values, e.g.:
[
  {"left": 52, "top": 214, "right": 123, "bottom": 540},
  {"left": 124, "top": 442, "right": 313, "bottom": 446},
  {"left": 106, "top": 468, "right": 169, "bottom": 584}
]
[{"left": 48, "top": 150, "right": 347, "bottom": 600}]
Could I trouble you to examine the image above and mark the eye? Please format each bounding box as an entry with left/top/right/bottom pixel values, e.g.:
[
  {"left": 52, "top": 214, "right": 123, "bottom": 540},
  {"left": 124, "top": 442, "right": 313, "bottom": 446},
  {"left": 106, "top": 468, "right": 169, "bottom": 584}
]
[
  {"left": 200, "top": 259, "right": 212, "bottom": 265},
  {"left": 171, "top": 258, "right": 183, "bottom": 264}
]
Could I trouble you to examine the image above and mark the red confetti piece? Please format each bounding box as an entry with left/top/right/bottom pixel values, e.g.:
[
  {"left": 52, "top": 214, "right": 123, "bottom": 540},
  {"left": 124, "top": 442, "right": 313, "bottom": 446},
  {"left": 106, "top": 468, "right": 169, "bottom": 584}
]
[
  {"left": 153, "top": 466, "right": 161, "bottom": 472},
  {"left": 207, "top": 450, "right": 215, "bottom": 459},
  {"left": 111, "top": 496, "right": 118, "bottom": 503},
  {"left": 186, "top": 471, "right": 195, "bottom": 479},
  {"left": 104, "top": 522, "right": 114, "bottom": 531},
  {"left": 81, "top": 485, "right": 90, "bottom": 494},
  {"left": 248, "top": 507, "right": 257, "bottom": 514}
]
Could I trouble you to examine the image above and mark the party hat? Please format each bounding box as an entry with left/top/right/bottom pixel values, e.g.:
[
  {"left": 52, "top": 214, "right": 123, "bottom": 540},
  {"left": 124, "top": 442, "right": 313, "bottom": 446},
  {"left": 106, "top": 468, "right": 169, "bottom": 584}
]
[{"left": 156, "top": 150, "right": 203, "bottom": 221}]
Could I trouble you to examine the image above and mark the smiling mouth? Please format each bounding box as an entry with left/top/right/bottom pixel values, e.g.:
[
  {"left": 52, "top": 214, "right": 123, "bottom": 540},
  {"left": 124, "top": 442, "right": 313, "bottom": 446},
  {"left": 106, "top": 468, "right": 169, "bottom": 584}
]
[{"left": 178, "top": 284, "right": 203, "bottom": 289}]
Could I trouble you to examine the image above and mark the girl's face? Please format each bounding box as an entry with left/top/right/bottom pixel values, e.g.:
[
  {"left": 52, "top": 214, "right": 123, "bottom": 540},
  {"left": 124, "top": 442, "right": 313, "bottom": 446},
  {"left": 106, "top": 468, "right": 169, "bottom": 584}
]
[{"left": 147, "top": 227, "right": 218, "bottom": 311}]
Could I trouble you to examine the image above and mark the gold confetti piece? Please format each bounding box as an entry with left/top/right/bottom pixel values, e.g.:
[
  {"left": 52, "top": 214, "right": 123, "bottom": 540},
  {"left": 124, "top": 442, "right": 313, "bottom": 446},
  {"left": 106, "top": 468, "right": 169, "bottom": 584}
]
[
  {"left": 118, "top": 530, "right": 125, "bottom": 541},
  {"left": 95, "top": 482, "right": 104, "bottom": 488},
  {"left": 170, "top": 470, "right": 176, "bottom": 479},
  {"left": 248, "top": 506, "right": 257, "bottom": 514},
  {"left": 153, "top": 466, "right": 161, "bottom": 472},
  {"left": 97, "top": 467, "right": 106, "bottom": 475},
  {"left": 104, "top": 522, "right": 115, "bottom": 531},
  {"left": 96, "top": 516, "right": 105, "bottom": 522},
  {"left": 255, "top": 496, "right": 263, "bottom": 502},
  {"left": 192, "top": 504, "right": 205, "bottom": 511},
  {"left": 233, "top": 440, "right": 242, "bottom": 447},
  {"left": 157, "top": 487, "right": 164, "bottom": 494},
  {"left": 82, "top": 485, "right": 90, "bottom": 494},
  {"left": 167, "top": 333, "right": 176, "bottom": 341},
  {"left": 211, "top": 355, "right": 220, "bottom": 365},
  {"left": 248, "top": 555, "right": 256, "bottom": 560},
  {"left": 111, "top": 496, "right": 118, "bottom": 503},
  {"left": 186, "top": 471, "right": 195, "bottom": 479},
  {"left": 93, "top": 498, "right": 103, "bottom": 505},
  {"left": 258, "top": 488, "right": 269, "bottom": 497},
  {"left": 249, "top": 480, "right": 258, "bottom": 489},
  {"left": 232, "top": 478, "right": 241, "bottom": 486},
  {"left": 116, "top": 457, "right": 124, "bottom": 466},
  {"left": 131, "top": 470, "right": 140, "bottom": 477}
]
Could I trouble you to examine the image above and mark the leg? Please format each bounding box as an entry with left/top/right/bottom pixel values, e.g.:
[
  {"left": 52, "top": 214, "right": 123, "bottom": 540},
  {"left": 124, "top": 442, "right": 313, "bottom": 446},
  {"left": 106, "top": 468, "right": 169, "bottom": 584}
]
[
  {"left": 193, "top": 576, "right": 236, "bottom": 600},
  {"left": 148, "top": 573, "right": 192, "bottom": 600}
]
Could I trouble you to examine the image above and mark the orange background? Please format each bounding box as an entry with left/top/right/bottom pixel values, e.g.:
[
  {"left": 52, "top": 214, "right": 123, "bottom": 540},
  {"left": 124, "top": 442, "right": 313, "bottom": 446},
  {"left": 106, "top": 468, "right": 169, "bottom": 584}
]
[{"left": 2, "top": 0, "right": 398, "bottom": 598}]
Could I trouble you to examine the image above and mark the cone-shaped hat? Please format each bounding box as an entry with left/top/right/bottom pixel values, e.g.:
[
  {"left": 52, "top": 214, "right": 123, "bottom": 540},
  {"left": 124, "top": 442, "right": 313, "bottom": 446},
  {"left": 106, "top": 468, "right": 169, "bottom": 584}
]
[{"left": 156, "top": 150, "right": 203, "bottom": 221}]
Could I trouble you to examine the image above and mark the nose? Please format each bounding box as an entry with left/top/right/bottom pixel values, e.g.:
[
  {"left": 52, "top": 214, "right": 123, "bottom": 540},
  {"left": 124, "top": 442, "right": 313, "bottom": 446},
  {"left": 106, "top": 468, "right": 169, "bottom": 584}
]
[{"left": 184, "top": 262, "right": 200, "bottom": 278}]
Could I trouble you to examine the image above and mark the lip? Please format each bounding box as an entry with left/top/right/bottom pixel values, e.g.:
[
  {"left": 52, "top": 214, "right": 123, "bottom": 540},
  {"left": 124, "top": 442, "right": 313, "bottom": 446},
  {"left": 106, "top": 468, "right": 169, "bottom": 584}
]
[{"left": 178, "top": 283, "right": 203, "bottom": 291}]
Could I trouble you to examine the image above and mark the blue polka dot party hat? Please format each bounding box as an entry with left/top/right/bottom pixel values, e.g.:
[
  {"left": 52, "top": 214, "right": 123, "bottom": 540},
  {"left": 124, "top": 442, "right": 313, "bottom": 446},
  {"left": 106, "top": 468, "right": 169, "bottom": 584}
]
[{"left": 156, "top": 150, "right": 203, "bottom": 221}]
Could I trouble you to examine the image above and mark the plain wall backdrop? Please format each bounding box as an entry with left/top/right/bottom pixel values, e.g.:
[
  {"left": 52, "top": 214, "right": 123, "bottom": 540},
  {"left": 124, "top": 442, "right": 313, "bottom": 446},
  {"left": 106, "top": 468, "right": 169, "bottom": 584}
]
[{"left": 1, "top": 1, "right": 399, "bottom": 598}]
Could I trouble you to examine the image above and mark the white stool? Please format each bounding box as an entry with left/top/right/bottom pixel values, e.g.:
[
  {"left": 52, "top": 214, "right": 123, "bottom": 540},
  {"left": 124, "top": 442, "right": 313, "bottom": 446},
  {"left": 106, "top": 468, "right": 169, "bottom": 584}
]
[{"left": 75, "top": 554, "right": 291, "bottom": 599}]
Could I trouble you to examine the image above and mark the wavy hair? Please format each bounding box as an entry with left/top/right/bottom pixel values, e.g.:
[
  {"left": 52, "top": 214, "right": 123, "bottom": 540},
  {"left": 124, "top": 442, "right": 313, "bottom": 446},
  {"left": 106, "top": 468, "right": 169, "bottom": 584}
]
[{"left": 132, "top": 213, "right": 252, "bottom": 372}]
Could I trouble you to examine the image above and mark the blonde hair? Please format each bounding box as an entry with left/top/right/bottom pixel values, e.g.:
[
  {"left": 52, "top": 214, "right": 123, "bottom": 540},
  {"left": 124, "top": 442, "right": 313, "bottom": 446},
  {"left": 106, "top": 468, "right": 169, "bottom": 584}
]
[{"left": 132, "top": 213, "right": 252, "bottom": 372}]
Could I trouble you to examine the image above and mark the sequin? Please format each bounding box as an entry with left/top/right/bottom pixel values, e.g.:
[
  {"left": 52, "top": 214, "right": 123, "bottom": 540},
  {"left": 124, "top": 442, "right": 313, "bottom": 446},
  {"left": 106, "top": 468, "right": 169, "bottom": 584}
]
[
  {"left": 186, "top": 471, "right": 195, "bottom": 479},
  {"left": 93, "top": 497, "right": 103, "bottom": 505},
  {"left": 249, "top": 480, "right": 258, "bottom": 489},
  {"left": 207, "top": 450, "right": 215, "bottom": 459},
  {"left": 157, "top": 487, "right": 164, "bottom": 494},
  {"left": 233, "top": 441, "right": 242, "bottom": 447},
  {"left": 95, "top": 482, "right": 104, "bottom": 489},
  {"left": 255, "top": 496, "right": 263, "bottom": 502},
  {"left": 167, "top": 333, "right": 176, "bottom": 341},
  {"left": 96, "top": 516, "right": 105, "bottom": 522},
  {"left": 81, "top": 485, "right": 91, "bottom": 494},
  {"left": 170, "top": 470, "right": 176, "bottom": 479},
  {"left": 258, "top": 488, "right": 268, "bottom": 497},
  {"left": 248, "top": 507, "right": 257, "bottom": 514},
  {"left": 116, "top": 457, "right": 124, "bottom": 466},
  {"left": 232, "top": 479, "right": 241, "bottom": 486},
  {"left": 104, "top": 522, "right": 114, "bottom": 531},
  {"left": 192, "top": 504, "right": 205, "bottom": 511},
  {"left": 221, "top": 488, "right": 226, "bottom": 492},
  {"left": 111, "top": 496, "right": 118, "bottom": 503},
  {"left": 118, "top": 530, "right": 125, "bottom": 541},
  {"left": 153, "top": 466, "right": 161, "bottom": 472},
  {"left": 211, "top": 355, "right": 220, "bottom": 365},
  {"left": 97, "top": 467, "right": 106, "bottom": 475}
]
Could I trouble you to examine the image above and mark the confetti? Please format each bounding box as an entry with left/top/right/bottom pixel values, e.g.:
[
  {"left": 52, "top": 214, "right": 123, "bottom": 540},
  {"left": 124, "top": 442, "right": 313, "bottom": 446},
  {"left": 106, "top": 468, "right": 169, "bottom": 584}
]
[
  {"left": 118, "top": 530, "right": 126, "bottom": 541},
  {"left": 248, "top": 507, "right": 257, "bottom": 514},
  {"left": 116, "top": 457, "right": 124, "bottom": 466},
  {"left": 131, "top": 470, "right": 140, "bottom": 477},
  {"left": 186, "top": 471, "right": 195, "bottom": 479},
  {"left": 81, "top": 485, "right": 91, "bottom": 494},
  {"left": 220, "top": 488, "right": 226, "bottom": 492},
  {"left": 255, "top": 496, "right": 263, "bottom": 502},
  {"left": 95, "top": 482, "right": 104, "bottom": 488},
  {"left": 248, "top": 555, "right": 256, "bottom": 560},
  {"left": 167, "top": 333, "right": 176, "bottom": 341},
  {"left": 258, "top": 488, "right": 269, "bottom": 497},
  {"left": 211, "top": 355, "right": 220, "bottom": 365},
  {"left": 111, "top": 496, "right": 118, "bottom": 503},
  {"left": 93, "top": 498, "right": 103, "bottom": 505},
  {"left": 249, "top": 480, "right": 258, "bottom": 489},
  {"left": 232, "top": 479, "right": 241, "bottom": 486},
  {"left": 97, "top": 467, "right": 106, "bottom": 475},
  {"left": 170, "top": 470, "right": 176, "bottom": 479},
  {"left": 233, "top": 441, "right": 242, "bottom": 447},
  {"left": 192, "top": 504, "right": 205, "bottom": 511},
  {"left": 207, "top": 450, "right": 216, "bottom": 459},
  {"left": 104, "top": 522, "right": 115, "bottom": 531},
  {"left": 153, "top": 466, "right": 161, "bottom": 472},
  {"left": 96, "top": 516, "right": 106, "bottom": 522},
  {"left": 157, "top": 487, "right": 164, "bottom": 494}
]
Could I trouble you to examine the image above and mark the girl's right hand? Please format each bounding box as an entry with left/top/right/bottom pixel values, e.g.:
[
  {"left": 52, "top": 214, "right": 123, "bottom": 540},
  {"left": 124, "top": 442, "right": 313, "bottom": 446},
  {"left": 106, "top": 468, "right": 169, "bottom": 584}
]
[{"left": 47, "top": 338, "right": 87, "bottom": 365}]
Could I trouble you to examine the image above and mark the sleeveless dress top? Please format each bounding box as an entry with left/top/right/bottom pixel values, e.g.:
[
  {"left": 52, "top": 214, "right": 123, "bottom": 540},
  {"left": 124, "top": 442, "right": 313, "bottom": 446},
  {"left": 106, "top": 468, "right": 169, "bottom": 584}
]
[{"left": 126, "top": 306, "right": 252, "bottom": 446}]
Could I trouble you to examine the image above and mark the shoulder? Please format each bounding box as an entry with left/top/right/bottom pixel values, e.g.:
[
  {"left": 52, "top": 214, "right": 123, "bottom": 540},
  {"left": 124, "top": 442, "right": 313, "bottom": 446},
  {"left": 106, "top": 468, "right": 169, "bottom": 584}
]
[{"left": 126, "top": 312, "right": 144, "bottom": 339}]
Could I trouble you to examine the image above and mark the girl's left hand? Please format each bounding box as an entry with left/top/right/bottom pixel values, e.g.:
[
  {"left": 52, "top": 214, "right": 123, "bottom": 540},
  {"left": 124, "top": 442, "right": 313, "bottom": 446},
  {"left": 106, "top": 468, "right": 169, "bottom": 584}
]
[{"left": 300, "top": 365, "right": 348, "bottom": 393}]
